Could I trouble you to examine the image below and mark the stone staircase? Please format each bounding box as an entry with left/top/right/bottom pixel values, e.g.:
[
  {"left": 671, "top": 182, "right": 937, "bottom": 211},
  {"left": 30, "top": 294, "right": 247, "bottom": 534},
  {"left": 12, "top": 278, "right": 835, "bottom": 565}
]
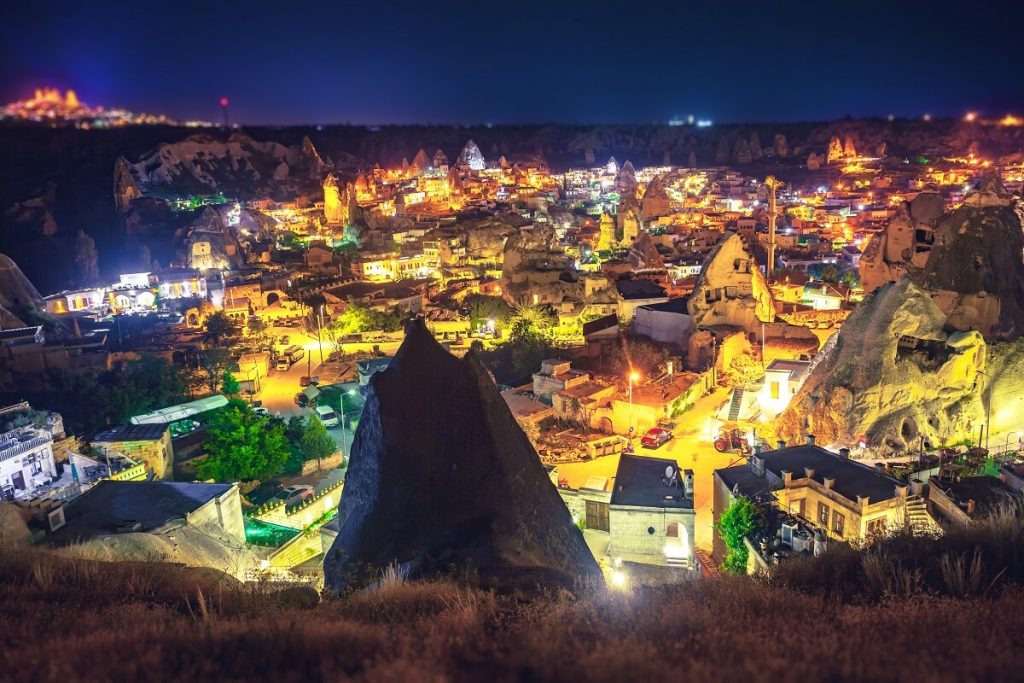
[
  {"left": 905, "top": 494, "right": 942, "bottom": 535},
  {"left": 727, "top": 388, "right": 745, "bottom": 421}
]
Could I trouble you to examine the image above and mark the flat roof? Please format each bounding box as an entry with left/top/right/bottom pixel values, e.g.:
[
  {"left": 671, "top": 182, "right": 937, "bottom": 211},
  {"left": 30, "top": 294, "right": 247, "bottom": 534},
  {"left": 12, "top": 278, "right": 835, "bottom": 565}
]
[
  {"left": 611, "top": 454, "right": 693, "bottom": 509},
  {"left": 639, "top": 297, "right": 690, "bottom": 314},
  {"left": 761, "top": 445, "right": 903, "bottom": 503},
  {"left": 46, "top": 481, "right": 234, "bottom": 547},
  {"left": 93, "top": 423, "right": 168, "bottom": 442}
]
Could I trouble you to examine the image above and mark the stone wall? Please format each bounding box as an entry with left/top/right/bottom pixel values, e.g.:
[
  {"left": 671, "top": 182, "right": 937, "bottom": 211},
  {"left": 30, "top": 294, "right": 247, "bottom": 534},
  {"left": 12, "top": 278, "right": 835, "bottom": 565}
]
[{"left": 608, "top": 506, "right": 695, "bottom": 566}]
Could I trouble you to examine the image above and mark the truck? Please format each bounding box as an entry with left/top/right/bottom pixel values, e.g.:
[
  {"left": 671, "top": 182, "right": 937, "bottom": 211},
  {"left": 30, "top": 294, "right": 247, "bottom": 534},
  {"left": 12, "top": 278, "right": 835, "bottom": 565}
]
[{"left": 275, "top": 345, "right": 305, "bottom": 370}]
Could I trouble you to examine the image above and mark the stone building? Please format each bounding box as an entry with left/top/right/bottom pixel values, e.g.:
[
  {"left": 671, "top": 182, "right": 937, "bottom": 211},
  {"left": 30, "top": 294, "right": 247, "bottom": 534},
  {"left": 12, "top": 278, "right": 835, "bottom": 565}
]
[{"left": 91, "top": 424, "right": 174, "bottom": 481}]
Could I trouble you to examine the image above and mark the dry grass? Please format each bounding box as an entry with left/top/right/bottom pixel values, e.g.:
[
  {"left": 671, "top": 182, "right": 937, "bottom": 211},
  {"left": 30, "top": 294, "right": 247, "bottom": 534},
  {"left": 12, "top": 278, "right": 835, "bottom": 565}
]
[
  {"left": 3, "top": 545, "right": 1024, "bottom": 682},
  {"left": 770, "top": 507, "right": 1024, "bottom": 602}
]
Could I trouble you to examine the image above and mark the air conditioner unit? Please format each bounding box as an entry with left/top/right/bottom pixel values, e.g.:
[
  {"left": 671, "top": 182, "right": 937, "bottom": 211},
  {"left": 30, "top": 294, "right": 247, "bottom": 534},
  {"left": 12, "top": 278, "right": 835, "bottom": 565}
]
[{"left": 792, "top": 533, "right": 810, "bottom": 553}]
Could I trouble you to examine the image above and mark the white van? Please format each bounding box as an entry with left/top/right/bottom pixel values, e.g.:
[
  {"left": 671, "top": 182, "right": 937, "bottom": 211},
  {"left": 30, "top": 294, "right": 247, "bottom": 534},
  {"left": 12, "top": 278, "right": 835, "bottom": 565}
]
[{"left": 314, "top": 405, "right": 341, "bottom": 428}]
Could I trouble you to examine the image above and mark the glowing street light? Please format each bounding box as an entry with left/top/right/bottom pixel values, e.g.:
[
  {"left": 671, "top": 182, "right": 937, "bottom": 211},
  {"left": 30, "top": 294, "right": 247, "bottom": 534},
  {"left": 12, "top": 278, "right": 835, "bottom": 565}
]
[{"left": 628, "top": 371, "right": 640, "bottom": 438}]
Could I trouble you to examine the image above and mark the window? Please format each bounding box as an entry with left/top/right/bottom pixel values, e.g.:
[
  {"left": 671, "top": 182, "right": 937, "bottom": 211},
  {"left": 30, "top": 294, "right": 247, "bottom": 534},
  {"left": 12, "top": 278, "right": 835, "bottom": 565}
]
[
  {"left": 790, "top": 499, "right": 805, "bottom": 518},
  {"left": 585, "top": 501, "right": 609, "bottom": 532},
  {"left": 770, "top": 381, "right": 780, "bottom": 400},
  {"left": 818, "top": 502, "right": 829, "bottom": 527},
  {"left": 666, "top": 522, "right": 679, "bottom": 538},
  {"left": 832, "top": 511, "right": 845, "bottom": 537},
  {"left": 867, "top": 518, "right": 885, "bottom": 537}
]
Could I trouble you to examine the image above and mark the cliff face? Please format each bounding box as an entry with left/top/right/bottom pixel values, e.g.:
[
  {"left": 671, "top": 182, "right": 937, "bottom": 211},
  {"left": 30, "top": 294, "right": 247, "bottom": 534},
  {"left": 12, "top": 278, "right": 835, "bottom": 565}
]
[
  {"left": 861, "top": 180, "right": 1024, "bottom": 340},
  {"left": 775, "top": 278, "right": 989, "bottom": 450},
  {"left": 687, "top": 232, "right": 775, "bottom": 332},
  {"left": 324, "top": 319, "right": 600, "bottom": 591}
]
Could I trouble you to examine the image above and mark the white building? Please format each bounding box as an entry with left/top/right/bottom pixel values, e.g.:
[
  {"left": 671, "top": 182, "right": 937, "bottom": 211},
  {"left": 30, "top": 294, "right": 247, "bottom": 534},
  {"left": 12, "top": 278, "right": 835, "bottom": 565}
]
[{"left": 0, "top": 425, "right": 57, "bottom": 501}]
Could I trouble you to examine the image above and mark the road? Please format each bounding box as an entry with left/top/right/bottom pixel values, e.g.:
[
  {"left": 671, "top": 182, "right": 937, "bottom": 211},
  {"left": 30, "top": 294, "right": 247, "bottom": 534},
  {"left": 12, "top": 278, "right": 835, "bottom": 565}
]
[
  {"left": 555, "top": 387, "right": 749, "bottom": 551},
  {"left": 251, "top": 324, "right": 400, "bottom": 458}
]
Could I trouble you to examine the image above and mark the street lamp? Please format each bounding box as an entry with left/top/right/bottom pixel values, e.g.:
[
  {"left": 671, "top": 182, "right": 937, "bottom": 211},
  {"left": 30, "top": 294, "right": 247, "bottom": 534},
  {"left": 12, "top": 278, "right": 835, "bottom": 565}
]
[
  {"left": 628, "top": 371, "right": 640, "bottom": 439},
  {"left": 976, "top": 370, "right": 992, "bottom": 452},
  {"left": 339, "top": 388, "right": 359, "bottom": 459}
]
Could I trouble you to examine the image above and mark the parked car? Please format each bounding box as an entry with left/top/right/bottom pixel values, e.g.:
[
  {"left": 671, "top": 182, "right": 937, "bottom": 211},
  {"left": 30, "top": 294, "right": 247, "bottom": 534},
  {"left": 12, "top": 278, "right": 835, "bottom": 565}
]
[
  {"left": 275, "top": 485, "right": 314, "bottom": 508},
  {"left": 314, "top": 404, "right": 341, "bottom": 428},
  {"left": 299, "top": 375, "right": 311, "bottom": 387},
  {"left": 294, "top": 392, "right": 312, "bottom": 408},
  {"left": 641, "top": 427, "right": 673, "bottom": 449},
  {"left": 253, "top": 406, "right": 270, "bottom": 417}
]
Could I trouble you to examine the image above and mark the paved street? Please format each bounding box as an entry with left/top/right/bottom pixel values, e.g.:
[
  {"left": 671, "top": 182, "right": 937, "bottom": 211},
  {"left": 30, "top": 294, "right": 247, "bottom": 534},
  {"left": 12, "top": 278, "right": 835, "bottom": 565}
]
[{"left": 556, "top": 387, "right": 749, "bottom": 551}]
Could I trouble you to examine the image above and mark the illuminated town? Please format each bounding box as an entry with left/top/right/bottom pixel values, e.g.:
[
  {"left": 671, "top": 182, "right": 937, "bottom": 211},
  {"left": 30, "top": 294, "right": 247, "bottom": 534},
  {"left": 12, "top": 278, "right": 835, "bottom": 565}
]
[{"left": 3, "top": 1, "right": 1024, "bottom": 680}]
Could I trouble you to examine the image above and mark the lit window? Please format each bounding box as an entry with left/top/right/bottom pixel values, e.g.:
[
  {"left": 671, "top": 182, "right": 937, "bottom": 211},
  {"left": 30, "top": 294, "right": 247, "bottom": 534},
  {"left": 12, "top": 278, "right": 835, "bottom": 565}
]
[
  {"left": 818, "top": 502, "right": 829, "bottom": 527},
  {"left": 832, "top": 511, "right": 845, "bottom": 537}
]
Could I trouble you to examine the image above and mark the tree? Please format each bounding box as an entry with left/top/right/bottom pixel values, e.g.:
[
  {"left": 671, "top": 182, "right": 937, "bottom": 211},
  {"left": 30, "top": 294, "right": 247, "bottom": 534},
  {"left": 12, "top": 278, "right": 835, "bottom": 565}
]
[
  {"left": 204, "top": 312, "right": 238, "bottom": 346},
  {"left": 247, "top": 317, "right": 268, "bottom": 345},
  {"left": 195, "top": 403, "right": 290, "bottom": 482},
  {"left": 220, "top": 369, "right": 240, "bottom": 396},
  {"left": 300, "top": 416, "right": 336, "bottom": 467},
  {"left": 715, "top": 497, "right": 764, "bottom": 574},
  {"left": 198, "top": 348, "right": 232, "bottom": 393},
  {"left": 74, "top": 230, "right": 100, "bottom": 284},
  {"left": 464, "top": 294, "right": 513, "bottom": 326},
  {"left": 606, "top": 336, "right": 669, "bottom": 376}
]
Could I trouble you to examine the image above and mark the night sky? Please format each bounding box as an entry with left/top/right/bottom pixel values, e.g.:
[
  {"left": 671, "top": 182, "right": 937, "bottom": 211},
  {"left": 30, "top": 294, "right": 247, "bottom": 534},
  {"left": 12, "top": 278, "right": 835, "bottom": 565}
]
[{"left": 3, "top": 0, "right": 1023, "bottom": 125}]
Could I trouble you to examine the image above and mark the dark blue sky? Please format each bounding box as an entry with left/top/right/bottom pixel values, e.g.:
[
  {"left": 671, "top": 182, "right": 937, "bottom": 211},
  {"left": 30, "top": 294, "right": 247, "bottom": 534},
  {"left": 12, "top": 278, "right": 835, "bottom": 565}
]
[{"left": 3, "top": 0, "right": 1023, "bottom": 125}]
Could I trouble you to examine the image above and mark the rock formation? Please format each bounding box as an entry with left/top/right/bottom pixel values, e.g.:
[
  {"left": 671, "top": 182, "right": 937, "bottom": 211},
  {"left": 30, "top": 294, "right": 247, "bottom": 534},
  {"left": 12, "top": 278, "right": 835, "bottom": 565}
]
[
  {"left": 615, "top": 161, "right": 637, "bottom": 199},
  {"left": 687, "top": 232, "right": 775, "bottom": 332},
  {"left": 641, "top": 175, "right": 671, "bottom": 220},
  {"left": 806, "top": 152, "right": 822, "bottom": 170},
  {"left": 733, "top": 137, "right": 752, "bottom": 165},
  {"left": 843, "top": 134, "right": 857, "bottom": 158},
  {"left": 597, "top": 212, "right": 617, "bottom": 251},
  {"left": 628, "top": 231, "right": 664, "bottom": 270},
  {"left": 432, "top": 149, "right": 449, "bottom": 169},
  {"left": 182, "top": 207, "right": 242, "bottom": 271},
  {"left": 0, "top": 252, "right": 44, "bottom": 327},
  {"left": 113, "top": 157, "right": 142, "bottom": 212},
  {"left": 617, "top": 202, "right": 641, "bottom": 245},
  {"left": 323, "top": 173, "right": 356, "bottom": 226},
  {"left": 826, "top": 136, "right": 844, "bottom": 164},
  {"left": 773, "top": 133, "right": 789, "bottom": 157},
  {"left": 457, "top": 139, "right": 486, "bottom": 170},
  {"left": 411, "top": 148, "right": 432, "bottom": 174},
  {"left": 775, "top": 278, "right": 989, "bottom": 451},
  {"left": 860, "top": 179, "right": 1024, "bottom": 338},
  {"left": 324, "top": 319, "right": 600, "bottom": 591},
  {"left": 501, "top": 225, "right": 579, "bottom": 305}
]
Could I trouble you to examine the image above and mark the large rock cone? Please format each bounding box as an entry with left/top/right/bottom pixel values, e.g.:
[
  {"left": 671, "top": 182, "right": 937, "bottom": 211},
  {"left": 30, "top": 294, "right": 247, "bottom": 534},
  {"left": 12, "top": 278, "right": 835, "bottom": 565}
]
[{"left": 324, "top": 319, "right": 600, "bottom": 592}]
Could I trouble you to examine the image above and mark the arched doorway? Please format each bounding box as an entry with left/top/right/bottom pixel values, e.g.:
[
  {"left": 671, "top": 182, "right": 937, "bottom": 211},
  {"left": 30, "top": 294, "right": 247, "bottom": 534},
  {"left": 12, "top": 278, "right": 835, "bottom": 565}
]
[
  {"left": 265, "top": 292, "right": 280, "bottom": 307},
  {"left": 600, "top": 417, "right": 614, "bottom": 435},
  {"left": 664, "top": 522, "right": 689, "bottom": 563}
]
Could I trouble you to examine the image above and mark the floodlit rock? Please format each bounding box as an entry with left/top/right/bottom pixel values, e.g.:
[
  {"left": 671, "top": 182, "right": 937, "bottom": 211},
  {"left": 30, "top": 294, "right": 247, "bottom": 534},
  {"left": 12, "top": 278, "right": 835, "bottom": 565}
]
[
  {"left": 457, "top": 139, "right": 486, "bottom": 170},
  {"left": 183, "top": 207, "right": 242, "bottom": 271},
  {"left": 596, "top": 212, "right": 617, "bottom": 251},
  {"left": 113, "top": 156, "right": 142, "bottom": 212},
  {"left": 687, "top": 232, "right": 775, "bottom": 332},
  {"left": 615, "top": 161, "right": 637, "bottom": 198},
  {"left": 826, "top": 136, "right": 843, "bottom": 164},
  {"left": 806, "top": 152, "right": 822, "bottom": 170},
  {"left": 641, "top": 175, "right": 671, "bottom": 220},
  {"left": 501, "top": 224, "right": 578, "bottom": 305},
  {"left": 324, "top": 319, "right": 600, "bottom": 591},
  {"left": 861, "top": 179, "right": 1024, "bottom": 338},
  {"left": 843, "top": 134, "right": 857, "bottom": 158},
  {"left": 775, "top": 278, "right": 988, "bottom": 450},
  {"left": 411, "top": 148, "right": 432, "bottom": 174}
]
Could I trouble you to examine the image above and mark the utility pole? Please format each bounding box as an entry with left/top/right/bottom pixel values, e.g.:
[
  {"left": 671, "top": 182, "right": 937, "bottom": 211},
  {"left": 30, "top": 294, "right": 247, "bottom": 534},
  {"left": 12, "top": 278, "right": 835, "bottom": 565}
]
[{"left": 764, "top": 176, "right": 782, "bottom": 277}]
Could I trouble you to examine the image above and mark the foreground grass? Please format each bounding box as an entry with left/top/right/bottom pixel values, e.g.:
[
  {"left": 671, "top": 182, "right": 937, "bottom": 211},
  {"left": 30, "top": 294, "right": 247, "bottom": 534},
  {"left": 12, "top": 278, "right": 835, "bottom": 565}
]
[{"left": 3, "top": 548, "right": 1024, "bottom": 682}]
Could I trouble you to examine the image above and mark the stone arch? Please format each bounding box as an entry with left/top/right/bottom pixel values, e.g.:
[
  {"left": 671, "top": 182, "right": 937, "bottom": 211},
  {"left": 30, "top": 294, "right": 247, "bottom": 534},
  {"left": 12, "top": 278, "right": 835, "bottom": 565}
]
[
  {"left": 600, "top": 417, "right": 614, "bottom": 435},
  {"left": 265, "top": 291, "right": 281, "bottom": 307}
]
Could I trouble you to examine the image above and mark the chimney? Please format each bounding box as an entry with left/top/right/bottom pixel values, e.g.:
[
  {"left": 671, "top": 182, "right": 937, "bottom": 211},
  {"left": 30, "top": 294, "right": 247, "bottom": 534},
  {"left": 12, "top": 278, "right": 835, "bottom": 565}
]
[
  {"left": 824, "top": 477, "right": 835, "bottom": 490},
  {"left": 683, "top": 470, "right": 694, "bottom": 496},
  {"left": 857, "top": 495, "right": 870, "bottom": 507},
  {"left": 806, "top": 434, "right": 816, "bottom": 446},
  {"left": 804, "top": 467, "right": 815, "bottom": 479},
  {"left": 776, "top": 439, "right": 786, "bottom": 450},
  {"left": 838, "top": 448, "right": 850, "bottom": 460},
  {"left": 782, "top": 470, "right": 792, "bottom": 486},
  {"left": 966, "top": 499, "right": 976, "bottom": 515}
]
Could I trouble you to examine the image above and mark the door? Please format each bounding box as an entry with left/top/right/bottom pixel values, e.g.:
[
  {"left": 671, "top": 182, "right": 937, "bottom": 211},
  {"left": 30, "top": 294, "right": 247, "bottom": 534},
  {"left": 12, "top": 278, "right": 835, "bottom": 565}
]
[{"left": 11, "top": 471, "right": 26, "bottom": 490}]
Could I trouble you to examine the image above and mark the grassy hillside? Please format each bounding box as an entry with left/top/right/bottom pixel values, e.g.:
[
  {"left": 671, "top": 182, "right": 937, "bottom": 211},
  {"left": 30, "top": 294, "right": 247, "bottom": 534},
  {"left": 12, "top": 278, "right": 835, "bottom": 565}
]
[{"left": 4, "top": 524, "right": 1024, "bottom": 683}]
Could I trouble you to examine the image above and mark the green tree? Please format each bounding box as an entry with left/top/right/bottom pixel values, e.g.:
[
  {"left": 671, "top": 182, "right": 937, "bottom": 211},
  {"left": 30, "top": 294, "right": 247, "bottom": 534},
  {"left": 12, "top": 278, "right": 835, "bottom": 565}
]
[
  {"left": 715, "top": 497, "right": 764, "bottom": 574},
  {"left": 606, "top": 336, "right": 669, "bottom": 376},
  {"left": 247, "top": 317, "right": 268, "bottom": 342},
  {"left": 195, "top": 403, "right": 290, "bottom": 482},
  {"left": 198, "top": 348, "right": 232, "bottom": 393},
  {"left": 204, "top": 312, "right": 238, "bottom": 345},
  {"left": 220, "top": 370, "right": 240, "bottom": 396},
  {"left": 464, "top": 294, "right": 513, "bottom": 326},
  {"left": 300, "top": 416, "right": 336, "bottom": 466}
]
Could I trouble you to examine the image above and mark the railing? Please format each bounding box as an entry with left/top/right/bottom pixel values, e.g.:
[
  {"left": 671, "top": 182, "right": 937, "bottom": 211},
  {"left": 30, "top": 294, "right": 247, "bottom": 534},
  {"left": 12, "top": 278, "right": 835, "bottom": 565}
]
[{"left": 0, "top": 434, "right": 52, "bottom": 463}]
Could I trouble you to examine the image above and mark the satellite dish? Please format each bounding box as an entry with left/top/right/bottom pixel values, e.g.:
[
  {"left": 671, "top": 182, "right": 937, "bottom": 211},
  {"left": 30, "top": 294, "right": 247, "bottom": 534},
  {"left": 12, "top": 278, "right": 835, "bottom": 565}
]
[{"left": 665, "top": 465, "right": 675, "bottom": 479}]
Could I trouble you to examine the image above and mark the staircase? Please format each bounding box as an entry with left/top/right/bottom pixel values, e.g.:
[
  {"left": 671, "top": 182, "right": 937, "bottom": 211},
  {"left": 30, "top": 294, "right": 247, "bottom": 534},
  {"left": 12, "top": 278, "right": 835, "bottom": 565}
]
[
  {"left": 727, "top": 388, "right": 746, "bottom": 421},
  {"left": 905, "top": 495, "right": 943, "bottom": 535}
]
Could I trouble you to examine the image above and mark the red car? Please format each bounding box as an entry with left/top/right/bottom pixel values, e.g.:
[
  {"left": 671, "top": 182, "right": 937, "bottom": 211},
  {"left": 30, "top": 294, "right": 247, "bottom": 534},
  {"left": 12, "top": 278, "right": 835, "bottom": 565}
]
[{"left": 641, "top": 427, "right": 673, "bottom": 449}]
